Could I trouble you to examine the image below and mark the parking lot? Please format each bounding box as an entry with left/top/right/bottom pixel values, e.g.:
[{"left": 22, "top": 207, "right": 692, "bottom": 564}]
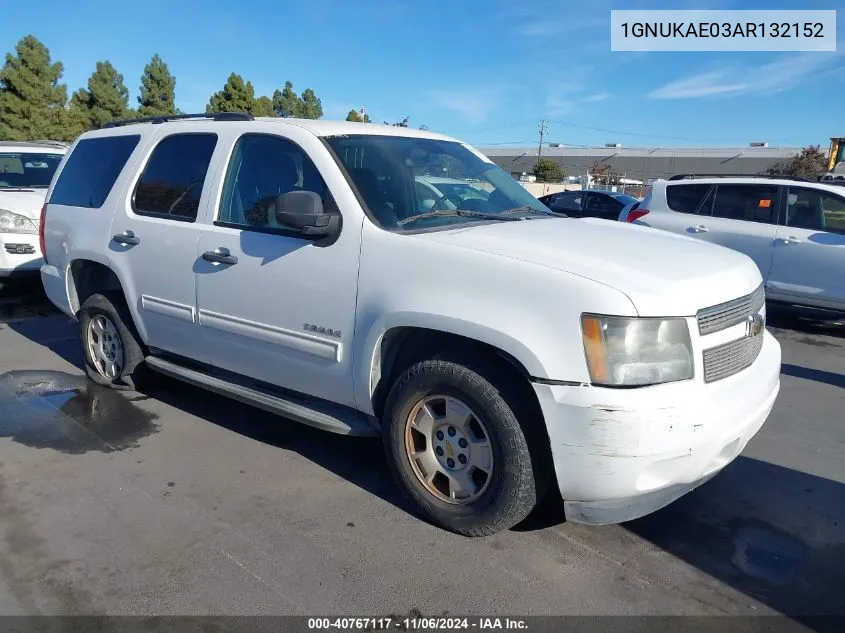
[{"left": 0, "top": 284, "right": 842, "bottom": 620}]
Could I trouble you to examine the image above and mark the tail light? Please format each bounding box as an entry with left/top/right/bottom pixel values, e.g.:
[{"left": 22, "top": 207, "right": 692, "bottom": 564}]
[
  {"left": 39, "top": 203, "right": 48, "bottom": 264},
  {"left": 626, "top": 208, "right": 649, "bottom": 223}
]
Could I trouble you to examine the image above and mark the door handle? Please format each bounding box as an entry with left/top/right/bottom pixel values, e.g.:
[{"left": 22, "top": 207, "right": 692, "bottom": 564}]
[
  {"left": 112, "top": 230, "right": 140, "bottom": 246},
  {"left": 688, "top": 225, "right": 709, "bottom": 233},
  {"left": 202, "top": 248, "right": 238, "bottom": 265},
  {"left": 777, "top": 236, "right": 802, "bottom": 244}
]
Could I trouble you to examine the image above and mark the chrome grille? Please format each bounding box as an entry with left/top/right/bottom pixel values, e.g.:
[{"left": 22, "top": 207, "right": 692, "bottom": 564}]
[
  {"left": 697, "top": 285, "right": 765, "bottom": 336},
  {"left": 703, "top": 333, "right": 764, "bottom": 383}
]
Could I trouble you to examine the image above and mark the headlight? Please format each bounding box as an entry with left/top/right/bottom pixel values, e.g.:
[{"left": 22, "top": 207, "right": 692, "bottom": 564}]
[
  {"left": 0, "top": 209, "right": 38, "bottom": 234},
  {"left": 581, "top": 314, "right": 693, "bottom": 386}
]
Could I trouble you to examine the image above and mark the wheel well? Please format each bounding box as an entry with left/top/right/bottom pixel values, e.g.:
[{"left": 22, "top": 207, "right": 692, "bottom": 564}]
[
  {"left": 68, "top": 260, "right": 125, "bottom": 315},
  {"left": 371, "top": 327, "right": 536, "bottom": 418}
]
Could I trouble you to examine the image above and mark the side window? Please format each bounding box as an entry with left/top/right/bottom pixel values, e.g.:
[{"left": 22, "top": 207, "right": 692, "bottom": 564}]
[
  {"left": 553, "top": 192, "right": 582, "bottom": 212},
  {"left": 665, "top": 184, "right": 711, "bottom": 214},
  {"left": 133, "top": 134, "right": 217, "bottom": 222},
  {"left": 586, "top": 194, "right": 623, "bottom": 214},
  {"left": 49, "top": 135, "right": 140, "bottom": 208},
  {"left": 218, "top": 134, "right": 331, "bottom": 230},
  {"left": 786, "top": 187, "right": 845, "bottom": 234},
  {"left": 712, "top": 184, "right": 778, "bottom": 224}
]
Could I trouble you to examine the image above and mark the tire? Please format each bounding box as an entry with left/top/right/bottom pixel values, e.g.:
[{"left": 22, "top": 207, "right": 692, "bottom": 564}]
[
  {"left": 79, "top": 293, "right": 148, "bottom": 391},
  {"left": 382, "top": 358, "right": 547, "bottom": 536}
]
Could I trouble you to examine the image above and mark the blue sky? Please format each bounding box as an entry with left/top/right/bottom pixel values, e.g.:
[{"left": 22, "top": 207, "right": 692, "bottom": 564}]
[{"left": 2, "top": 0, "right": 842, "bottom": 148}]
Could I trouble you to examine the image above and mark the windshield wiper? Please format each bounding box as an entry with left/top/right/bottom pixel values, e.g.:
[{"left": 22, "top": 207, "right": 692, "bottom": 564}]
[
  {"left": 499, "top": 205, "right": 566, "bottom": 218},
  {"left": 398, "top": 209, "right": 524, "bottom": 227},
  {"left": 0, "top": 186, "right": 37, "bottom": 192}
]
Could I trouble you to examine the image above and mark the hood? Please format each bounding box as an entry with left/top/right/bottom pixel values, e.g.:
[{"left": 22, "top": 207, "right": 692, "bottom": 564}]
[
  {"left": 413, "top": 217, "right": 762, "bottom": 316},
  {"left": 0, "top": 189, "right": 47, "bottom": 220}
]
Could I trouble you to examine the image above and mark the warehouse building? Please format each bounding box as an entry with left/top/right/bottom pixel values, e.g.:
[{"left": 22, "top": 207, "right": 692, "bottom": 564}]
[{"left": 479, "top": 143, "right": 801, "bottom": 183}]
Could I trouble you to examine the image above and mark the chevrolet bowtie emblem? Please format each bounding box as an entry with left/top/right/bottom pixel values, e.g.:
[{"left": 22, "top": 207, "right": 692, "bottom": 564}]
[{"left": 746, "top": 313, "right": 764, "bottom": 337}]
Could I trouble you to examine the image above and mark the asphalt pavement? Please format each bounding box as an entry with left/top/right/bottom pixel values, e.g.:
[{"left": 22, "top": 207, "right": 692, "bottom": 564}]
[{"left": 0, "top": 285, "right": 842, "bottom": 622}]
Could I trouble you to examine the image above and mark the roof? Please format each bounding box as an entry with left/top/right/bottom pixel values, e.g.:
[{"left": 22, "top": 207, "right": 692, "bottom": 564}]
[
  {"left": 261, "top": 118, "right": 459, "bottom": 141},
  {"left": 0, "top": 140, "right": 69, "bottom": 152},
  {"left": 91, "top": 114, "right": 460, "bottom": 142},
  {"left": 654, "top": 176, "right": 845, "bottom": 194}
]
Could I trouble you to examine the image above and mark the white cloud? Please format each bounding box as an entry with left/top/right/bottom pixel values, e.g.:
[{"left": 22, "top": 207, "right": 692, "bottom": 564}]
[
  {"left": 584, "top": 92, "right": 612, "bottom": 102},
  {"left": 428, "top": 88, "right": 504, "bottom": 123},
  {"left": 649, "top": 53, "right": 842, "bottom": 100}
]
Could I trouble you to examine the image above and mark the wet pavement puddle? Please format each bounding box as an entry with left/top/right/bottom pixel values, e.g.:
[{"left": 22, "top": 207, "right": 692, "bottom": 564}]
[{"left": 0, "top": 370, "right": 159, "bottom": 453}]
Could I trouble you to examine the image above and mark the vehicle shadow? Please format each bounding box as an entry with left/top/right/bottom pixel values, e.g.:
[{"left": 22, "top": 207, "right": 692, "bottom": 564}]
[{"left": 625, "top": 457, "right": 845, "bottom": 622}]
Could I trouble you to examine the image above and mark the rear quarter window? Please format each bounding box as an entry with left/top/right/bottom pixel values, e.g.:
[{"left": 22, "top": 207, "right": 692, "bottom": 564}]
[
  {"left": 666, "top": 184, "right": 711, "bottom": 214},
  {"left": 49, "top": 135, "right": 141, "bottom": 208}
]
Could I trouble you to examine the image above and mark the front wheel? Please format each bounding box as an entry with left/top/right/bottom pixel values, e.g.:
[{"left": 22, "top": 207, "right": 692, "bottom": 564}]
[{"left": 382, "top": 359, "right": 544, "bottom": 536}]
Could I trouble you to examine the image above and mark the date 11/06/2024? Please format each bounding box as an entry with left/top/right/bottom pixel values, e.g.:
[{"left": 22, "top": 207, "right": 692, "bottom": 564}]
[{"left": 307, "top": 617, "right": 528, "bottom": 631}]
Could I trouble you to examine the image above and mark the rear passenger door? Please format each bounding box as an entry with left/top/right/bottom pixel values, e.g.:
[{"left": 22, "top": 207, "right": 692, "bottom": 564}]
[
  {"left": 767, "top": 186, "right": 845, "bottom": 309},
  {"left": 108, "top": 130, "right": 221, "bottom": 359},
  {"left": 686, "top": 183, "right": 780, "bottom": 281}
]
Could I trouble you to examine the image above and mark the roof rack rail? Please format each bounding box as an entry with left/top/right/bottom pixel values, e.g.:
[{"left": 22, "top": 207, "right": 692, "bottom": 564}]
[
  {"left": 101, "top": 112, "right": 254, "bottom": 129},
  {"left": 668, "top": 173, "right": 811, "bottom": 182},
  {"left": 0, "top": 139, "right": 69, "bottom": 149}
]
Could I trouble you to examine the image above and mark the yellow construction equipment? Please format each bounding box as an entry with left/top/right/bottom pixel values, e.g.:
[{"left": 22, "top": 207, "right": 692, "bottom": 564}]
[{"left": 822, "top": 137, "right": 845, "bottom": 183}]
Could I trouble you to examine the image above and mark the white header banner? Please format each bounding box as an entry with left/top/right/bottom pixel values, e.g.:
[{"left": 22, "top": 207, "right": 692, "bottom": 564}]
[{"left": 610, "top": 10, "right": 836, "bottom": 52}]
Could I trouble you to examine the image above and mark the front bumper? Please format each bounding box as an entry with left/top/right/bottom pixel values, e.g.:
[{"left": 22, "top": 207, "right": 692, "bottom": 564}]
[
  {"left": 533, "top": 330, "right": 781, "bottom": 524},
  {"left": 0, "top": 233, "right": 42, "bottom": 277}
]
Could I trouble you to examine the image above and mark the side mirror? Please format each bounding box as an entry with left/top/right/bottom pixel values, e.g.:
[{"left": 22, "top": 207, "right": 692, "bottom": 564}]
[{"left": 274, "top": 191, "right": 341, "bottom": 240}]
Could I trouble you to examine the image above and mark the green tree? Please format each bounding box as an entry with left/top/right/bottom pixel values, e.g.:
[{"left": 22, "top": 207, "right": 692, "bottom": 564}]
[
  {"left": 766, "top": 145, "right": 827, "bottom": 181},
  {"left": 73, "top": 61, "right": 130, "bottom": 128},
  {"left": 253, "top": 95, "right": 275, "bottom": 117},
  {"left": 345, "top": 109, "right": 371, "bottom": 123},
  {"left": 206, "top": 73, "right": 256, "bottom": 114},
  {"left": 533, "top": 158, "right": 564, "bottom": 183},
  {"left": 0, "top": 35, "right": 71, "bottom": 141},
  {"left": 299, "top": 88, "right": 322, "bottom": 119},
  {"left": 138, "top": 54, "right": 177, "bottom": 117},
  {"left": 272, "top": 81, "right": 300, "bottom": 117},
  {"left": 272, "top": 81, "right": 323, "bottom": 118}
]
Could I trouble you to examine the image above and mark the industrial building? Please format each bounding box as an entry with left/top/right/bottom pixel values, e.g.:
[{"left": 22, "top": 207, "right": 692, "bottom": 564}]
[{"left": 479, "top": 143, "right": 801, "bottom": 184}]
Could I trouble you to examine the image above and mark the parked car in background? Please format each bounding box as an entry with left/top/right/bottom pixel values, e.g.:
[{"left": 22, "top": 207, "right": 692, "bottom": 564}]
[
  {"left": 619, "top": 175, "right": 845, "bottom": 315},
  {"left": 0, "top": 140, "right": 68, "bottom": 289},
  {"left": 539, "top": 189, "right": 640, "bottom": 221},
  {"left": 41, "top": 115, "right": 779, "bottom": 536}
]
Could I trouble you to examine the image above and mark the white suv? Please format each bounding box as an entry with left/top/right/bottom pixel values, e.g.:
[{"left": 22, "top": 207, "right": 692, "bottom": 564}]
[
  {"left": 0, "top": 141, "right": 67, "bottom": 288},
  {"left": 40, "top": 114, "right": 781, "bottom": 535},
  {"left": 620, "top": 175, "right": 845, "bottom": 315}
]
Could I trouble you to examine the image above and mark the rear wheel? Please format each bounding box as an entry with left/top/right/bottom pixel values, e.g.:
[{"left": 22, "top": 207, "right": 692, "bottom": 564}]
[
  {"left": 79, "top": 293, "right": 148, "bottom": 390},
  {"left": 383, "top": 358, "right": 545, "bottom": 536}
]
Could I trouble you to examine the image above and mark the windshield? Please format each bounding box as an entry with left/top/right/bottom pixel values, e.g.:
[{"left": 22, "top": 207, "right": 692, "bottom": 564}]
[
  {"left": 325, "top": 135, "right": 550, "bottom": 231},
  {"left": 0, "top": 152, "right": 64, "bottom": 189}
]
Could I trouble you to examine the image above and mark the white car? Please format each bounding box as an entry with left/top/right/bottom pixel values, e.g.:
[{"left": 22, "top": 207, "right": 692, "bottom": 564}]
[
  {"left": 414, "top": 176, "right": 490, "bottom": 211},
  {"left": 0, "top": 141, "right": 68, "bottom": 288},
  {"left": 620, "top": 175, "right": 845, "bottom": 315},
  {"left": 40, "top": 115, "right": 780, "bottom": 535}
]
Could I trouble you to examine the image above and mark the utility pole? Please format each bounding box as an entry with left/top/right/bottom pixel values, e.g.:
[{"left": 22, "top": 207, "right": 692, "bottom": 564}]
[{"left": 537, "top": 120, "right": 547, "bottom": 165}]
